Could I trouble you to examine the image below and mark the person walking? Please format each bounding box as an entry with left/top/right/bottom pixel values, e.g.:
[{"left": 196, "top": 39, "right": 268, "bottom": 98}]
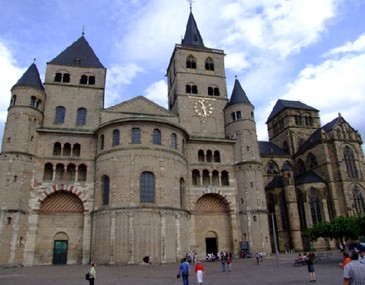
[
  {"left": 179, "top": 258, "right": 190, "bottom": 285},
  {"left": 307, "top": 252, "right": 316, "bottom": 282},
  {"left": 343, "top": 249, "right": 365, "bottom": 285},
  {"left": 194, "top": 262, "right": 205, "bottom": 285},
  {"left": 88, "top": 262, "right": 96, "bottom": 285}
]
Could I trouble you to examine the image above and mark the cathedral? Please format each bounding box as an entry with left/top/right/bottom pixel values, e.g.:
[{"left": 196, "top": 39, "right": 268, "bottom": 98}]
[{"left": 0, "top": 9, "right": 364, "bottom": 267}]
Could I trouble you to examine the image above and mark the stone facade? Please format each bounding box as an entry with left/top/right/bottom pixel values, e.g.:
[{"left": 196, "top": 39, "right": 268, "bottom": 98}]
[{"left": 0, "top": 11, "right": 364, "bottom": 267}]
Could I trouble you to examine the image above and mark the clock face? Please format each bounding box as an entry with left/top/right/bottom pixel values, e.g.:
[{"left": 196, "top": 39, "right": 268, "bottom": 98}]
[{"left": 194, "top": 99, "right": 213, "bottom": 117}]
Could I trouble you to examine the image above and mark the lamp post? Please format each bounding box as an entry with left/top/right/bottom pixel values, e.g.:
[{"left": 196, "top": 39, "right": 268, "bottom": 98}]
[{"left": 270, "top": 213, "right": 279, "bottom": 268}]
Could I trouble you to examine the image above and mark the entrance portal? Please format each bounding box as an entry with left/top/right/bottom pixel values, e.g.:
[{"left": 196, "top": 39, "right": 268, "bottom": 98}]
[
  {"left": 205, "top": 237, "right": 217, "bottom": 255},
  {"left": 53, "top": 240, "right": 68, "bottom": 264}
]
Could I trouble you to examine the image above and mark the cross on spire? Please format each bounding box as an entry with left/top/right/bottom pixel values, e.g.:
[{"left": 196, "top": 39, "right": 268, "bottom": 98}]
[{"left": 186, "top": 0, "right": 194, "bottom": 12}]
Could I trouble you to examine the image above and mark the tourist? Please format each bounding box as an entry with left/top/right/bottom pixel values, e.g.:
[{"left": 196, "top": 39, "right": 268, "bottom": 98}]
[
  {"left": 357, "top": 243, "right": 365, "bottom": 264},
  {"left": 179, "top": 258, "right": 190, "bottom": 285},
  {"left": 194, "top": 262, "right": 205, "bottom": 285},
  {"left": 343, "top": 250, "right": 365, "bottom": 285},
  {"left": 307, "top": 252, "right": 316, "bottom": 282},
  {"left": 88, "top": 262, "right": 96, "bottom": 285},
  {"left": 340, "top": 252, "right": 351, "bottom": 270}
]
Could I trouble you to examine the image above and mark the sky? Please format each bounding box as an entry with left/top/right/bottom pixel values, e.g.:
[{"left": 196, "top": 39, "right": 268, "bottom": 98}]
[{"left": 1, "top": 0, "right": 365, "bottom": 150}]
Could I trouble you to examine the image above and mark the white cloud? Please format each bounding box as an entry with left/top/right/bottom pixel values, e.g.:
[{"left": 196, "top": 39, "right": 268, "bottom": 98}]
[
  {"left": 144, "top": 80, "right": 168, "bottom": 109},
  {"left": 283, "top": 34, "right": 365, "bottom": 133},
  {"left": 105, "top": 63, "right": 145, "bottom": 106},
  {"left": 326, "top": 34, "right": 365, "bottom": 55}
]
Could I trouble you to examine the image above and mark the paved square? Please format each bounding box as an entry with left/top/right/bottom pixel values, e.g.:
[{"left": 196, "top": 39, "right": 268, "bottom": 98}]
[{"left": 0, "top": 252, "right": 344, "bottom": 285}]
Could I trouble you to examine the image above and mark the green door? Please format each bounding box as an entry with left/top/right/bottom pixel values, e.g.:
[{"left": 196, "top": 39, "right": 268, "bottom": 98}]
[{"left": 53, "top": 240, "right": 68, "bottom": 265}]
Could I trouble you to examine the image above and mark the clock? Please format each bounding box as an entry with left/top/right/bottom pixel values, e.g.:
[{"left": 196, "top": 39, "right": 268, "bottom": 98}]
[{"left": 194, "top": 99, "right": 213, "bottom": 117}]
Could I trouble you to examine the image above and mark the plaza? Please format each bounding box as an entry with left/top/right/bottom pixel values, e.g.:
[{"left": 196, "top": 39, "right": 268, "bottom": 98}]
[{"left": 0, "top": 251, "right": 344, "bottom": 285}]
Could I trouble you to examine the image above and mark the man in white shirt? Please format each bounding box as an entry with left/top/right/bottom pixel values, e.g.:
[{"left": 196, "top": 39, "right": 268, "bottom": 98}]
[
  {"left": 357, "top": 243, "right": 365, "bottom": 264},
  {"left": 343, "top": 250, "right": 365, "bottom": 285}
]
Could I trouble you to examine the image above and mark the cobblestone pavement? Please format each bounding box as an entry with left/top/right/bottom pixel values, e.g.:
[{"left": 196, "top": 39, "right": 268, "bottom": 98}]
[{"left": 0, "top": 252, "right": 345, "bottom": 285}]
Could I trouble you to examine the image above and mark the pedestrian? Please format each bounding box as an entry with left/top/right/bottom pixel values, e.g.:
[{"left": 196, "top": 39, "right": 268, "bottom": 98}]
[
  {"left": 255, "top": 252, "right": 260, "bottom": 265},
  {"left": 340, "top": 252, "right": 351, "bottom": 270},
  {"left": 179, "top": 257, "right": 190, "bottom": 285},
  {"left": 88, "top": 262, "right": 96, "bottom": 285},
  {"left": 227, "top": 257, "right": 232, "bottom": 272},
  {"left": 220, "top": 253, "right": 226, "bottom": 272},
  {"left": 307, "top": 252, "right": 316, "bottom": 282},
  {"left": 343, "top": 249, "right": 365, "bottom": 285},
  {"left": 357, "top": 243, "right": 365, "bottom": 264},
  {"left": 194, "top": 261, "right": 205, "bottom": 285}
]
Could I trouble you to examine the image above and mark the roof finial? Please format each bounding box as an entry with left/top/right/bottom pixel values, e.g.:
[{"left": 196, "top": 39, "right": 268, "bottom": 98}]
[
  {"left": 186, "top": 0, "right": 193, "bottom": 12},
  {"left": 82, "top": 26, "right": 85, "bottom": 36},
  {"left": 33, "top": 58, "right": 36, "bottom": 63}
]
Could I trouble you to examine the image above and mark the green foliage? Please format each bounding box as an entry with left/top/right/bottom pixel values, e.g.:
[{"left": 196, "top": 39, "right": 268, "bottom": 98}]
[{"left": 302, "top": 215, "right": 365, "bottom": 242}]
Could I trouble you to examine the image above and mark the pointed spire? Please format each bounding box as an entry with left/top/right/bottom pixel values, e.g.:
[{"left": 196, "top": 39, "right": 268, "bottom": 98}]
[
  {"left": 49, "top": 36, "right": 104, "bottom": 68},
  {"left": 226, "top": 78, "right": 251, "bottom": 108},
  {"left": 181, "top": 11, "right": 205, "bottom": 47},
  {"left": 13, "top": 63, "right": 44, "bottom": 91}
]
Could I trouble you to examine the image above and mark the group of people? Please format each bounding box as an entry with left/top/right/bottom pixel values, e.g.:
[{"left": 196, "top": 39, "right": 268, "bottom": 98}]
[
  {"left": 341, "top": 243, "right": 365, "bottom": 285},
  {"left": 178, "top": 257, "right": 205, "bottom": 285}
]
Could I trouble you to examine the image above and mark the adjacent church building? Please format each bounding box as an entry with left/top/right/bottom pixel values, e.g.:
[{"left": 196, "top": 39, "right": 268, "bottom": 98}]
[{"left": 0, "top": 10, "right": 364, "bottom": 266}]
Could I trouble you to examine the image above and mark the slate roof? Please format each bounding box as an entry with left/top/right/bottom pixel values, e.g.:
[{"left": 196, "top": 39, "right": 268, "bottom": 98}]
[
  {"left": 181, "top": 11, "right": 205, "bottom": 48},
  {"left": 265, "top": 176, "right": 284, "bottom": 190},
  {"left": 266, "top": 99, "right": 318, "bottom": 123},
  {"left": 258, "top": 141, "right": 289, "bottom": 156},
  {"left": 295, "top": 171, "right": 325, "bottom": 185},
  {"left": 225, "top": 79, "right": 252, "bottom": 108},
  {"left": 48, "top": 36, "right": 104, "bottom": 68},
  {"left": 13, "top": 63, "right": 44, "bottom": 90},
  {"left": 297, "top": 116, "right": 340, "bottom": 153}
]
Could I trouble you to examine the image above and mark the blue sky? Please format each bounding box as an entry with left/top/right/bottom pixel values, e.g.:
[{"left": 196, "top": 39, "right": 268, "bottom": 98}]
[{"left": 1, "top": 0, "right": 365, "bottom": 148}]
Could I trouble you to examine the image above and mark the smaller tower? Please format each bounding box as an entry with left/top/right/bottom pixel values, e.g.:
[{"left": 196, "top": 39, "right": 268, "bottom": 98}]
[
  {"left": 0, "top": 63, "right": 44, "bottom": 266},
  {"left": 224, "top": 78, "right": 271, "bottom": 254}
]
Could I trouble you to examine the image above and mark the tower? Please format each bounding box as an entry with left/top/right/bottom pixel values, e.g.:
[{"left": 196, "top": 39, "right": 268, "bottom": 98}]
[
  {"left": 0, "top": 63, "right": 45, "bottom": 265},
  {"left": 166, "top": 10, "right": 228, "bottom": 138},
  {"left": 224, "top": 79, "right": 272, "bottom": 254}
]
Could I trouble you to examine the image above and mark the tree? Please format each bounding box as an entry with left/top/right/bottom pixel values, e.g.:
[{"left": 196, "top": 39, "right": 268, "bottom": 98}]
[{"left": 302, "top": 215, "right": 365, "bottom": 244}]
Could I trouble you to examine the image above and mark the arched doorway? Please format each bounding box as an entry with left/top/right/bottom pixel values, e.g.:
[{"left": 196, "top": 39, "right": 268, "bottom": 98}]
[
  {"left": 194, "top": 194, "right": 232, "bottom": 257},
  {"left": 36, "top": 190, "right": 84, "bottom": 265}
]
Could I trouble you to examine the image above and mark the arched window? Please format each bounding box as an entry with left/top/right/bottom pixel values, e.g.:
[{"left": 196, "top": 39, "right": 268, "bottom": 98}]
[
  {"left": 266, "top": 160, "right": 279, "bottom": 174},
  {"left": 140, "top": 172, "right": 155, "bottom": 203},
  {"left": 192, "top": 169, "right": 200, "bottom": 186},
  {"left": 80, "top": 75, "right": 88, "bottom": 84},
  {"left": 102, "top": 175, "right": 110, "bottom": 205},
  {"left": 202, "top": 169, "right": 210, "bottom": 186},
  {"left": 231, "top": 112, "right": 236, "bottom": 121},
  {"left": 53, "top": 142, "right": 62, "bottom": 156},
  {"left": 112, "top": 129, "right": 120, "bottom": 146},
  {"left": 55, "top": 106, "right": 65, "bottom": 124},
  {"left": 66, "top": 163, "right": 76, "bottom": 181},
  {"left": 78, "top": 164, "right": 87, "bottom": 182},
  {"left": 208, "top": 87, "right": 213, "bottom": 95},
  {"left": 205, "top": 57, "right": 214, "bottom": 71},
  {"left": 132, "top": 128, "right": 141, "bottom": 144},
  {"left": 152, "top": 129, "right": 161, "bottom": 145},
  {"left": 186, "top": 55, "right": 196, "bottom": 69},
  {"left": 344, "top": 146, "right": 358, "bottom": 179},
  {"left": 30, "top": 96, "right": 37, "bottom": 107},
  {"left": 236, "top": 111, "right": 242, "bottom": 120},
  {"left": 43, "top": 163, "right": 53, "bottom": 181},
  {"left": 206, "top": 150, "right": 213, "bottom": 162},
  {"left": 186, "top": 85, "right": 192, "bottom": 93},
  {"left": 221, "top": 171, "right": 229, "bottom": 186},
  {"left": 180, "top": 178, "right": 185, "bottom": 208},
  {"left": 192, "top": 85, "right": 198, "bottom": 94},
  {"left": 170, "top": 133, "right": 177, "bottom": 149},
  {"left": 10, "top": 95, "right": 16, "bottom": 106},
  {"left": 55, "top": 163, "right": 65, "bottom": 181},
  {"left": 89, "top": 76, "right": 95, "bottom": 85},
  {"left": 296, "top": 159, "right": 306, "bottom": 175},
  {"left": 212, "top": 170, "right": 219, "bottom": 186},
  {"left": 306, "top": 153, "right": 318, "bottom": 169},
  {"left": 63, "top": 143, "right": 71, "bottom": 156},
  {"left": 76, "top": 108, "right": 87, "bottom": 125},
  {"left": 308, "top": 188, "right": 322, "bottom": 225},
  {"left": 63, "top": 73, "right": 70, "bottom": 83},
  {"left": 352, "top": 184, "right": 365, "bottom": 214},
  {"left": 72, "top": 144, "right": 81, "bottom": 157},
  {"left": 54, "top": 73, "right": 62, "bottom": 82},
  {"left": 214, "top": 151, "right": 221, "bottom": 163},
  {"left": 198, "top": 150, "right": 205, "bottom": 162},
  {"left": 213, "top": 88, "right": 220, "bottom": 96}
]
